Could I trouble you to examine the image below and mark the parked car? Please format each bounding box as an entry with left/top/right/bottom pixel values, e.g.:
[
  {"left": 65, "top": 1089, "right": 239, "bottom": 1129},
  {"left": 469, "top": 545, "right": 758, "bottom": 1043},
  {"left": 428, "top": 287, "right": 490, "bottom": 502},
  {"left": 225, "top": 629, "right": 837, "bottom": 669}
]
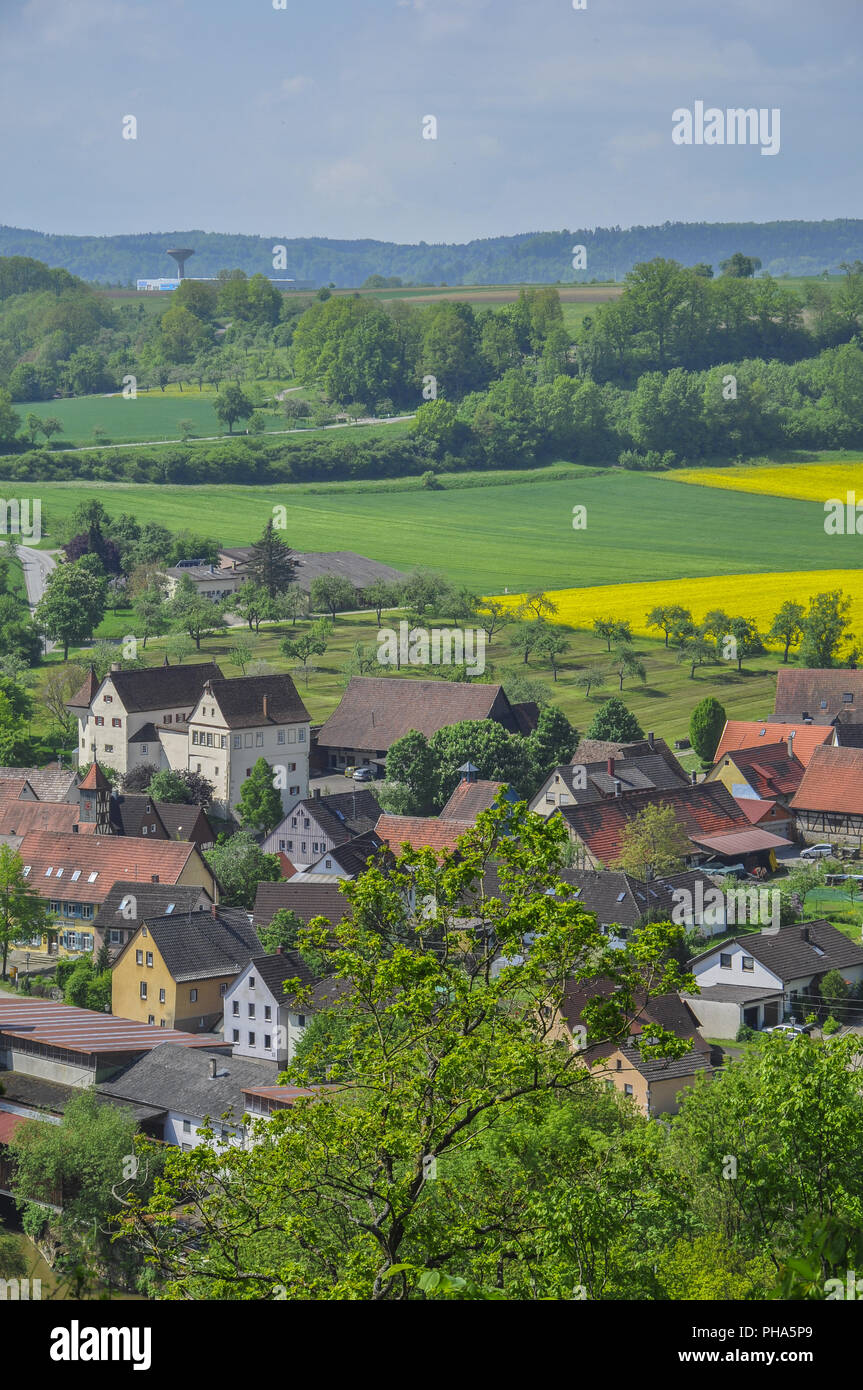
[
  {"left": 800, "top": 843, "right": 833, "bottom": 860},
  {"left": 353, "top": 766, "right": 376, "bottom": 782},
  {"left": 342, "top": 766, "right": 357, "bottom": 779},
  {"left": 764, "top": 1022, "right": 813, "bottom": 1036}
]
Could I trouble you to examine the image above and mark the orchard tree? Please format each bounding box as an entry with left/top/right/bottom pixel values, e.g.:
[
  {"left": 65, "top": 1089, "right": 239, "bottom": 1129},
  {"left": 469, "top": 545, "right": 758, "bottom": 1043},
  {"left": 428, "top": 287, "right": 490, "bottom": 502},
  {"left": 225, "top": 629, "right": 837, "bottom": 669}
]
[
  {"left": 586, "top": 697, "right": 644, "bottom": 743},
  {"left": 364, "top": 580, "right": 402, "bottom": 626},
  {"left": 612, "top": 643, "right": 646, "bottom": 691},
  {"left": 231, "top": 581, "right": 276, "bottom": 634},
  {"left": 768, "top": 601, "right": 805, "bottom": 664},
  {"left": 646, "top": 605, "right": 692, "bottom": 648},
  {"left": 310, "top": 575, "right": 358, "bottom": 624},
  {"left": 167, "top": 575, "right": 225, "bottom": 649},
  {"left": 594, "top": 617, "right": 631, "bottom": 652},
  {"left": 726, "top": 616, "right": 764, "bottom": 672},
  {"left": 533, "top": 625, "right": 570, "bottom": 682},
  {"left": 34, "top": 561, "right": 107, "bottom": 660},
  {"left": 214, "top": 384, "right": 253, "bottom": 434},
  {"left": 800, "top": 591, "right": 852, "bottom": 669},
  {"left": 614, "top": 802, "right": 692, "bottom": 880},
  {"left": 281, "top": 619, "right": 332, "bottom": 682}
]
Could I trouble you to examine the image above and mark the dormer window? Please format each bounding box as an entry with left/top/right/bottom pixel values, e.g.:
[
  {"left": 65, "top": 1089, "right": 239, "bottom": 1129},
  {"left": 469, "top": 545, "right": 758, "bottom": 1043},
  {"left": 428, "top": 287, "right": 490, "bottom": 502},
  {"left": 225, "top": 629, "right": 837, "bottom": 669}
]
[{"left": 844, "top": 693, "right": 854, "bottom": 704}]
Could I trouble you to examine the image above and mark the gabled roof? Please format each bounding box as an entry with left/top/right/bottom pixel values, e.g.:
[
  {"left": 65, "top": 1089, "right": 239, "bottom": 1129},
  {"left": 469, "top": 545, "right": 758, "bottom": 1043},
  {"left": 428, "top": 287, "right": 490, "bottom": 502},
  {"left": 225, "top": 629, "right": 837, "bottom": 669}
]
[
  {"left": 560, "top": 979, "right": 707, "bottom": 1051},
  {"left": 95, "top": 662, "right": 224, "bottom": 714},
  {"left": 0, "top": 800, "right": 80, "bottom": 837},
  {"left": 557, "top": 782, "right": 777, "bottom": 864},
  {"left": 317, "top": 829, "right": 385, "bottom": 876},
  {"left": 121, "top": 908, "right": 261, "bottom": 982},
  {"left": 558, "top": 869, "right": 669, "bottom": 928},
  {"left": 375, "top": 815, "right": 466, "bottom": 853},
  {"left": 832, "top": 724, "right": 863, "bottom": 749},
  {"left": 79, "top": 762, "right": 111, "bottom": 791},
  {"left": 771, "top": 668, "right": 863, "bottom": 726},
  {"left": 98, "top": 1042, "right": 279, "bottom": 1118},
  {"left": 154, "top": 802, "right": 213, "bottom": 843},
  {"left": 791, "top": 744, "right": 863, "bottom": 816},
  {"left": 713, "top": 742, "right": 804, "bottom": 798},
  {"left": 0, "top": 777, "right": 34, "bottom": 802},
  {"left": 691, "top": 919, "right": 863, "bottom": 982},
  {"left": 245, "top": 950, "right": 318, "bottom": 999},
  {"left": 201, "top": 675, "right": 309, "bottom": 729},
  {"left": 0, "top": 765, "right": 78, "bottom": 802},
  {"left": 252, "top": 880, "right": 351, "bottom": 931},
  {"left": 66, "top": 667, "right": 100, "bottom": 711},
  {"left": 440, "top": 779, "right": 509, "bottom": 822},
  {"left": 714, "top": 719, "right": 831, "bottom": 769},
  {"left": 316, "top": 677, "right": 521, "bottom": 751},
  {"left": 736, "top": 797, "right": 782, "bottom": 825},
  {"left": 93, "top": 881, "right": 212, "bottom": 931},
  {"left": 573, "top": 737, "right": 688, "bottom": 781},
  {"left": 599, "top": 1035, "right": 713, "bottom": 1083},
  {"left": 16, "top": 830, "right": 206, "bottom": 903}
]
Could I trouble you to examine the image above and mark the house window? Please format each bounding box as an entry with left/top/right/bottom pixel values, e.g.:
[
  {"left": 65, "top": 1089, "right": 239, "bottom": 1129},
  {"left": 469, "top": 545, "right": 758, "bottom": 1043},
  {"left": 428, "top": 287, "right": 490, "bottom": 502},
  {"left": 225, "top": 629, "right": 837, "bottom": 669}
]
[
  {"left": 112, "top": 718, "right": 121, "bottom": 728},
  {"left": 232, "top": 1001, "right": 239, "bottom": 1016},
  {"left": 104, "top": 695, "right": 113, "bottom": 703},
  {"left": 183, "top": 1120, "right": 191, "bottom": 1134},
  {"left": 249, "top": 976, "right": 255, "bottom": 989},
  {"left": 141, "top": 745, "right": 148, "bottom": 755},
  {"left": 192, "top": 730, "right": 199, "bottom": 745},
  {"left": 287, "top": 729, "right": 297, "bottom": 744},
  {"left": 720, "top": 953, "right": 732, "bottom": 970},
  {"left": 277, "top": 730, "right": 285, "bottom": 744},
  {"left": 244, "top": 733, "right": 253, "bottom": 748},
  {"left": 290, "top": 786, "right": 299, "bottom": 795},
  {"left": 104, "top": 745, "right": 113, "bottom": 753},
  {"left": 264, "top": 1035, "right": 272, "bottom": 1050},
  {"left": 136, "top": 949, "right": 143, "bottom": 965},
  {"left": 248, "top": 1032, "right": 255, "bottom": 1046},
  {"left": 165, "top": 714, "right": 172, "bottom": 724},
  {"left": 264, "top": 1005, "right": 271, "bottom": 1021},
  {"left": 140, "top": 981, "right": 147, "bottom": 999},
  {"left": 624, "top": 1084, "right": 634, "bottom": 1096},
  {"left": 220, "top": 982, "right": 228, "bottom": 996},
  {"left": 741, "top": 956, "right": 754, "bottom": 973},
  {"left": 287, "top": 839, "right": 293, "bottom": 851},
  {"left": 50, "top": 900, "right": 61, "bottom": 914},
  {"left": 256, "top": 732, "right": 264, "bottom": 746},
  {"left": 248, "top": 1003, "right": 255, "bottom": 1018},
  {"left": 615, "top": 1058, "right": 622, "bottom": 1071},
  {"left": 298, "top": 729, "right": 306, "bottom": 743},
  {"left": 232, "top": 1029, "right": 239, "bottom": 1043},
  {"left": 298, "top": 1015, "right": 305, "bottom": 1028},
  {"left": 190, "top": 988, "right": 198, "bottom": 1002},
  {"left": 160, "top": 1019, "right": 166, "bottom": 1028},
  {"left": 279, "top": 839, "right": 285, "bottom": 851},
  {"left": 109, "top": 929, "right": 122, "bottom": 945},
  {"left": 325, "top": 860, "right": 333, "bottom": 869},
  {"left": 159, "top": 988, "right": 166, "bottom": 1003},
  {"left": 148, "top": 1014, "right": 155, "bottom": 1025},
  {"left": 234, "top": 735, "right": 242, "bottom": 749},
  {"left": 288, "top": 762, "right": 296, "bottom": 773},
  {"left": 146, "top": 951, "right": 153, "bottom": 967},
  {"left": 95, "top": 716, "right": 104, "bottom": 727},
  {"left": 220, "top": 736, "right": 227, "bottom": 749}
]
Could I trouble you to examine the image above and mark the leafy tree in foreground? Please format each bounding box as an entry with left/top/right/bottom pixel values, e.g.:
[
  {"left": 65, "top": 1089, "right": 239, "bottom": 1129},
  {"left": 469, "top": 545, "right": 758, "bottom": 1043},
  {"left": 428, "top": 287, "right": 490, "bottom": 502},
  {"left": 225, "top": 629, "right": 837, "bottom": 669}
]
[
  {"left": 204, "top": 831, "right": 281, "bottom": 909},
  {"left": 259, "top": 908, "right": 305, "bottom": 955},
  {"left": 586, "top": 697, "right": 644, "bottom": 743},
  {"left": 117, "top": 803, "right": 692, "bottom": 1300}
]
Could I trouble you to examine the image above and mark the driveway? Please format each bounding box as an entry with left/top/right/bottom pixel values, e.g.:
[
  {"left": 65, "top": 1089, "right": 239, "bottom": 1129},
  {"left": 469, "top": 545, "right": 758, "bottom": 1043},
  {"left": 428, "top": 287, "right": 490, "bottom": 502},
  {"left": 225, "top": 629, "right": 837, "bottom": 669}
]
[{"left": 18, "top": 546, "right": 58, "bottom": 652}]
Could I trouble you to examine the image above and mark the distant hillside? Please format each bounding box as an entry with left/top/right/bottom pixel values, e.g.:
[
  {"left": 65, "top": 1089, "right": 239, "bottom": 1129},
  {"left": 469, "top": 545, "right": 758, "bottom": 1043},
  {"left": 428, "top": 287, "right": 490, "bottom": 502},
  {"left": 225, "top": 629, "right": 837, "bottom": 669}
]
[{"left": 1, "top": 221, "right": 861, "bottom": 287}]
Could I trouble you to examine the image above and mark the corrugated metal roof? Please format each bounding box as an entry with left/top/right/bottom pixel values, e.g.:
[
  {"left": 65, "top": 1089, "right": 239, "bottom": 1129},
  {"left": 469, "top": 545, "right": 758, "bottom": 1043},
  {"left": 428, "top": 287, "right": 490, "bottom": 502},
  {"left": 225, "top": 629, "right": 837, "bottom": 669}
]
[{"left": 0, "top": 997, "right": 225, "bottom": 1055}]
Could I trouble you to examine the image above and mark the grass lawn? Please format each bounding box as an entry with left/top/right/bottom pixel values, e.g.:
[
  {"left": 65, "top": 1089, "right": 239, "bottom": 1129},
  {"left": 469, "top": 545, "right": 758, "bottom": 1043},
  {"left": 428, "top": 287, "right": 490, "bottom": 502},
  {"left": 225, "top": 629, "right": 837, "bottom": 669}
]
[
  {"left": 11, "top": 463, "right": 861, "bottom": 591},
  {"left": 5, "top": 556, "right": 27, "bottom": 604}
]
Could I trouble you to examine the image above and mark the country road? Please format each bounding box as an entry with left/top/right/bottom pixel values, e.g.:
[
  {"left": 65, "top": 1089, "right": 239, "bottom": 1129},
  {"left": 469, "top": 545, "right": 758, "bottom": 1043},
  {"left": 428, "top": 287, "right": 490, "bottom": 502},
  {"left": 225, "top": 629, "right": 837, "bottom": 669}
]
[{"left": 18, "top": 545, "right": 58, "bottom": 652}]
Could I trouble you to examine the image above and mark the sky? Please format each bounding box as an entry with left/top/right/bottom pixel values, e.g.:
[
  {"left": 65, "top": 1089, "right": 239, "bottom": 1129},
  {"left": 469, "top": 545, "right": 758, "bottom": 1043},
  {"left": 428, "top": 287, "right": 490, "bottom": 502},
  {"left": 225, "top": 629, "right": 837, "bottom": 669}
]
[{"left": 0, "top": 0, "right": 860, "bottom": 243}]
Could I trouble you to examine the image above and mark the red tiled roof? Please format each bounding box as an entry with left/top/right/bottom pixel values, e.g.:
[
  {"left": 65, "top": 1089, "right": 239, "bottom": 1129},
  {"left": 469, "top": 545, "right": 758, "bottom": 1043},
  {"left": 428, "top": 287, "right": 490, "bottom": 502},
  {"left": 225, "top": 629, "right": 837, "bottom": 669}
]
[
  {"left": 0, "top": 1111, "right": 27, "bottom": 1145},
  {"left": 375, "top": 814, "right": 467, "bottom": 853},
  {"left": 79, "top": 762, "right": 111, "bottom": 791},
  {"left": 689, "top": 828, "right": 791, "bottom": 855},
  {"left": 714, "top": 742, "right": 804, "bottom": 798},
  {"left": 772, "top": 669, "right": 863, "bottom": 725},
  {"left": 439, "top": 779, "right": 506, "bottom": 823},
  {"left": 791, "top": 744, "right": 863, "bottom": 816},
  {"left": 736, "top": 797, "right": 782, "bottom": 824},
  {"left": 16, "top": 830, "right": 203, "bottom": 904},
  {"left": 0, "top": 778, "right": 31, "bottom": 802},
  {"left": 0, "top": 802, "right": 80, "bottom": 837},
  {"left": 714, "top": 720, "right": 831, "bottom": 768},
  {"left": 558, "top": 782, "right": 773, "bottom": 864},
  {"left": 241, "top": 1085, "right": 330, "bottom": 1104},
  {"left": 0, "top": 997, "right": 226, "bottom": 1056}
]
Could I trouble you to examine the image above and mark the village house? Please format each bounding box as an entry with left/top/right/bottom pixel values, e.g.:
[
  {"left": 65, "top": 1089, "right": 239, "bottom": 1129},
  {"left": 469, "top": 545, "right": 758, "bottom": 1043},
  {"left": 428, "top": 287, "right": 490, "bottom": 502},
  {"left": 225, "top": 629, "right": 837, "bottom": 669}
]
[
  {"left": 559, "top": 867, "right": 727, "bottom": 948},
  {"left": 161, "top": 561, "right": 245, "bottom": 602},
  {"left": 224, "top": 952, "right": 347, "bottom": 1065},
  {"left": 706, "top": 737, "right": 803, "bottom": 841},
  {"left": 684, "top": 919, "right": 863, "bottom": 1038},
  {"left": 15, "top": 828, "right": 219, "bottom": 957},
  {"left": 92, "top": 882, "right": 214, "bottom": 960},
  {"left": 713, "top": 719, "right": 833, "bottom": 768},
  {"left": 770, "top": 668, "right": 863, "bottom": 726},
  {"left": 262, "top": 788, "right": 381, "bottom": 870},
  {"left": 790, "top": 744, "right": 863, "bottom": 848},
  {"left": 187, "top": 674, "right": 310, "bottom": 816},
  {"left": 295, "top": 829, "right": 385, "bottom": 881},
  {"left": 439, "top": 767, "right": 518, "bottom": 823},
  {"left": 217, "top": 546, "right": 405, "bottom": 598},
  {"left": 98, "top": 1043, "right": 279, "bottom": 1150},
  {"left": 252, "top": 880, "right": 351, "bottom": 934},
  {"left": 0, "top": 764, "right": 78, "bottom": 802},
  {"left": 553, "top": 781, "right": 791, "bottom": 872},
  {"left": 111, "top": 905, "right": 262, "bottom": 1032},
  {"left": 314, "top": 677, "right": 537, "bottom": 775},
  {"left": 530, "top": 747, "right": 689, "bottom": 815}
]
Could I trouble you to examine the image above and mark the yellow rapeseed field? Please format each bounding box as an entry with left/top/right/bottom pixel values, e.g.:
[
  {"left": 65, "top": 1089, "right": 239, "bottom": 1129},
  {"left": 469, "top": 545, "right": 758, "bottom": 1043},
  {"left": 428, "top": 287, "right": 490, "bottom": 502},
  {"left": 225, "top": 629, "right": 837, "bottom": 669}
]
[
  {"left": 669, "top": 462, "right": 863, "bottom": 503},
  {"left": 495, "top": 570, "right": 863, "bottom": 638}
]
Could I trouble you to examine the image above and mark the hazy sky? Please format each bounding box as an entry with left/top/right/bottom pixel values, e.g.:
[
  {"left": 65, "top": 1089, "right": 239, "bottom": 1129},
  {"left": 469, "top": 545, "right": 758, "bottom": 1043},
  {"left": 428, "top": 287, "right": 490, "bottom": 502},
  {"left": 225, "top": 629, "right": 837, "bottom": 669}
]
[{"left": 1, "top": 0, "right": 860, "bottom": 242}]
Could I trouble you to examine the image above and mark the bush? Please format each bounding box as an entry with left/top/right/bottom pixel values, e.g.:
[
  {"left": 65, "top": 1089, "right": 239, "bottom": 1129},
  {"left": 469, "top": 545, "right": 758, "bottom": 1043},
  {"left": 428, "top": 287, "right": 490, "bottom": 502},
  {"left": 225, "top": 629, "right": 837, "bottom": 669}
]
[
  {"left": 822, "top": 1015, "right": 841, "bottom": 1035},
  {"left": 735, "top": 1024, "right": 756, "bottom": 1043}
]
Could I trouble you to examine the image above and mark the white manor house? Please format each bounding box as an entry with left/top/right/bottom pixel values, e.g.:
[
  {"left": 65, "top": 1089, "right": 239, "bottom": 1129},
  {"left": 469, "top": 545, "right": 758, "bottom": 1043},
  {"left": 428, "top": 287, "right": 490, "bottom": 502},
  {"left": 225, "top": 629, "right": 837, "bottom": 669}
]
[{"left": 68, "top": 661, "right": 311, "bottom": 815}]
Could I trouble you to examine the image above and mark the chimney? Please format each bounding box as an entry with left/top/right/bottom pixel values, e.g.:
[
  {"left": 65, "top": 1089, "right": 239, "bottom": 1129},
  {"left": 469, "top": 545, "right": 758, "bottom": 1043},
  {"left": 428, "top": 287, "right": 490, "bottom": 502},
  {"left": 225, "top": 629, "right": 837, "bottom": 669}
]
[
  {"left": 313, "top": 788, "right": 321, "bottom": 800},
  {"left": 613, "top": 778, "right": 622, "bottom": 797},
  {"left": 110, "top": 662, "right": 120, "bottom": 672},
  {"left": 802, "top": 926, "right": 810, "bottom": 942},
  {"left": 607, "top": 757, "right": 615, "bottom": 777},
  {"left": 208, "top": 1057, "right": 217, "bottom": 1079},
  {"left": 276, "top": 946, "right": 283, "bottom": 955},
  {"left": 211, "top": 903, "right": 219, "bottom": 919},
  {"left": 648, "top": 731, "right": 655, "bottom": 749},
  {"left": 691, "top": 771, "right": 698, "bottom": 785},
  {"left": 263, "top": 694, "right": 269, "bottom": 719},
  {"left": 787, "top": 731, "right": 795, "bottom": 758}
]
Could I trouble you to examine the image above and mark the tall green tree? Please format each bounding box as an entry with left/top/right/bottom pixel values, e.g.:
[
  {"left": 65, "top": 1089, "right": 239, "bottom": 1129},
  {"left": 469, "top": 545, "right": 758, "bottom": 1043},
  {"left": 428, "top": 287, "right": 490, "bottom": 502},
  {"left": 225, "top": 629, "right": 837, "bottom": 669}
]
[
  {"left": 689, "top": 696, "right": 726, "bottom": 763},
  {"left": 0, "top": 843, "right": 53, "bottom": 979},
  {"left": 204, "top": 832, "right": 281, "bottom": 909},
  {"left": 586, "top": 697, "right": 644, "bottom": 743},
  {"left": 248, "top": 519, "right": 296, "bottom": 598},
  {"left": 34, "top": 560, "right": 107, "bottom": 660},
  {"left": 237, "top": 757, "right": 284, "bottom": 835},
  {"left": 800, "top": 590, "right": 852, "bottom": 668}
]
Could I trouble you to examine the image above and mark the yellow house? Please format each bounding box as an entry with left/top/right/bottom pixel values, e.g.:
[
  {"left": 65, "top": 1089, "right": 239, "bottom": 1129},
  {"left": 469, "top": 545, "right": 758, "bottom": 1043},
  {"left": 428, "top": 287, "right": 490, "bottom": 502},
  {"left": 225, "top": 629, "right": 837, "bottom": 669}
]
[{"left": 111, "top": 905, "right": 262, "bottom": 1032}]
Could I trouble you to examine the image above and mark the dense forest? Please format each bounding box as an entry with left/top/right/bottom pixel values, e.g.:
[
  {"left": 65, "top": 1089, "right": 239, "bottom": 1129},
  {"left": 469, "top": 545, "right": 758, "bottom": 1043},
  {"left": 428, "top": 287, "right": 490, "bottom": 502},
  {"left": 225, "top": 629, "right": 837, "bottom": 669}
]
[{"left": 1, "top": 220, "right": 863, "bottom": 286}]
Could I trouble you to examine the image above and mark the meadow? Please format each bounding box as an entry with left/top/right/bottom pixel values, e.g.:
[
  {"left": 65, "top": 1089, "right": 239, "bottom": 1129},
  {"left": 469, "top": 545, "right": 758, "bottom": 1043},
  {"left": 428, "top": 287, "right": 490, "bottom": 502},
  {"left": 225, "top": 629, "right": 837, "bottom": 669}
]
[{"left": 13, "top": 465, "right": 861, "bottom": 594}]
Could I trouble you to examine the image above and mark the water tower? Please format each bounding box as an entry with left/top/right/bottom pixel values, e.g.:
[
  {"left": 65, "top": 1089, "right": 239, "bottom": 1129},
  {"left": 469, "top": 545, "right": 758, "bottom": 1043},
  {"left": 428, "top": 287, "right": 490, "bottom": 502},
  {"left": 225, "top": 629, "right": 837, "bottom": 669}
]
[{"left": 166, "top": 247, "right": 195, "bottom": 280}]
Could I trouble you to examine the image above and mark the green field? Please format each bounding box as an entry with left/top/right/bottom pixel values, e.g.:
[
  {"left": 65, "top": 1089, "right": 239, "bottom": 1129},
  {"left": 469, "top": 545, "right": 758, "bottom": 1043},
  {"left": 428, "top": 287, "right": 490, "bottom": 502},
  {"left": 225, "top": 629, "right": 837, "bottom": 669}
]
[
  {"left": 20, "top": 389, "right": 411, "bottom": 449},
  {"left": 13, "top": 464, "right": 861, "bottom": 593}
]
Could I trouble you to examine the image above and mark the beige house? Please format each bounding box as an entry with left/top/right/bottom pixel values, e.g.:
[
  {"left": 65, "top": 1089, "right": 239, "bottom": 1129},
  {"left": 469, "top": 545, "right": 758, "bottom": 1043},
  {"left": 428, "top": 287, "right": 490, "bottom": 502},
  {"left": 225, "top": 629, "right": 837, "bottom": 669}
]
[{"left": 187, "top": 675, "right": 310, "bottom": 816}]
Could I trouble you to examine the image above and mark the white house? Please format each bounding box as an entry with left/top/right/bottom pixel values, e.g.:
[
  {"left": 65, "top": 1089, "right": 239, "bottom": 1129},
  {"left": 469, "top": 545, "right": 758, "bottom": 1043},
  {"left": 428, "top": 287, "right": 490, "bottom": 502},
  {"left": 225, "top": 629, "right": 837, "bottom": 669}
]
[
  {"left": 187, "top": 675, "right": 310, "bottom": 816},
  {"left": 223, "top": 953, "right": 315, "bottom": 1065}
]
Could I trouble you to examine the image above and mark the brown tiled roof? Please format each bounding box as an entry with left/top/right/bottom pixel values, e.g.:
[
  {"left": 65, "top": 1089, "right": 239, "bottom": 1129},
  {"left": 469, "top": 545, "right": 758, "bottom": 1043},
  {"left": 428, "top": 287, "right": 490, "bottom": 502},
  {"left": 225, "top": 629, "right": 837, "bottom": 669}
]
[
  {"left": 0, "top": 801, "right": 80, "bottom": 837},
  {"left": 106, "top": 662, "right": 224, "bottom": 714},
  {"left": 204, "top": 675, "right": 309, "bottom": 729},
  {"left": 66, "top": 667, "right": 100, "bottom": 710},
  {"left": 16, "top": 830, "right": 204, "bottom": 903},
  {"left": 714, "top": 743, "right": 804, "bottom": 799},
  {"left": 573, "top": 737, "right": 687, "bottom": 781},
  {"left": 791, "top": 744, "right": 863, "bottom": 815},
  {"left": 252, "top": 880, "right": 351, "bottom": 930},
  {"left": 154, "top": 802, "right": 213, "bottom": 843},
  {"left": 92, "top": 881, "right": 212, "bottom": 932},
  {"left": 736, "top": 797, "right": 782, "bottom": 824},
  {"left": 0, "top": 777, "right": 34, "bottom": 802},
  {"left": 714, "top": 719, "right": 831, "bottom": 769},
  {"left": 440, "top": 779, "right": 508, "bottom": 822},
  {"left": 772, "top": 669, "right": 863, "bottom": 725},
  {"left": 558, "top": 782, "right": 759, "bottom": 865},
  {"left": 510, "top": 701, "right": 540, "bottom": 736},
  {"left": 316, "top": 677, "right": 520, "bottom": 751},
  {"left": 375, "top": 814, "right": 466, "bottom": 853},
  {"left": 0, "top": 765, "right": 77, "bottom": 802}
]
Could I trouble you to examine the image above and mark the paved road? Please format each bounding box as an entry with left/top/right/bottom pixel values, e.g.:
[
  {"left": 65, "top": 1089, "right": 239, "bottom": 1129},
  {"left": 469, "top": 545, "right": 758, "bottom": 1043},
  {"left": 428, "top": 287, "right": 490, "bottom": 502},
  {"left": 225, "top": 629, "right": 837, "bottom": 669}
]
[
  {"left": 18, "top": 546, "right": 58, "bottom": 652},
  {"left": 50, "top": 413, "right": 416, "bottom": 453}
]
